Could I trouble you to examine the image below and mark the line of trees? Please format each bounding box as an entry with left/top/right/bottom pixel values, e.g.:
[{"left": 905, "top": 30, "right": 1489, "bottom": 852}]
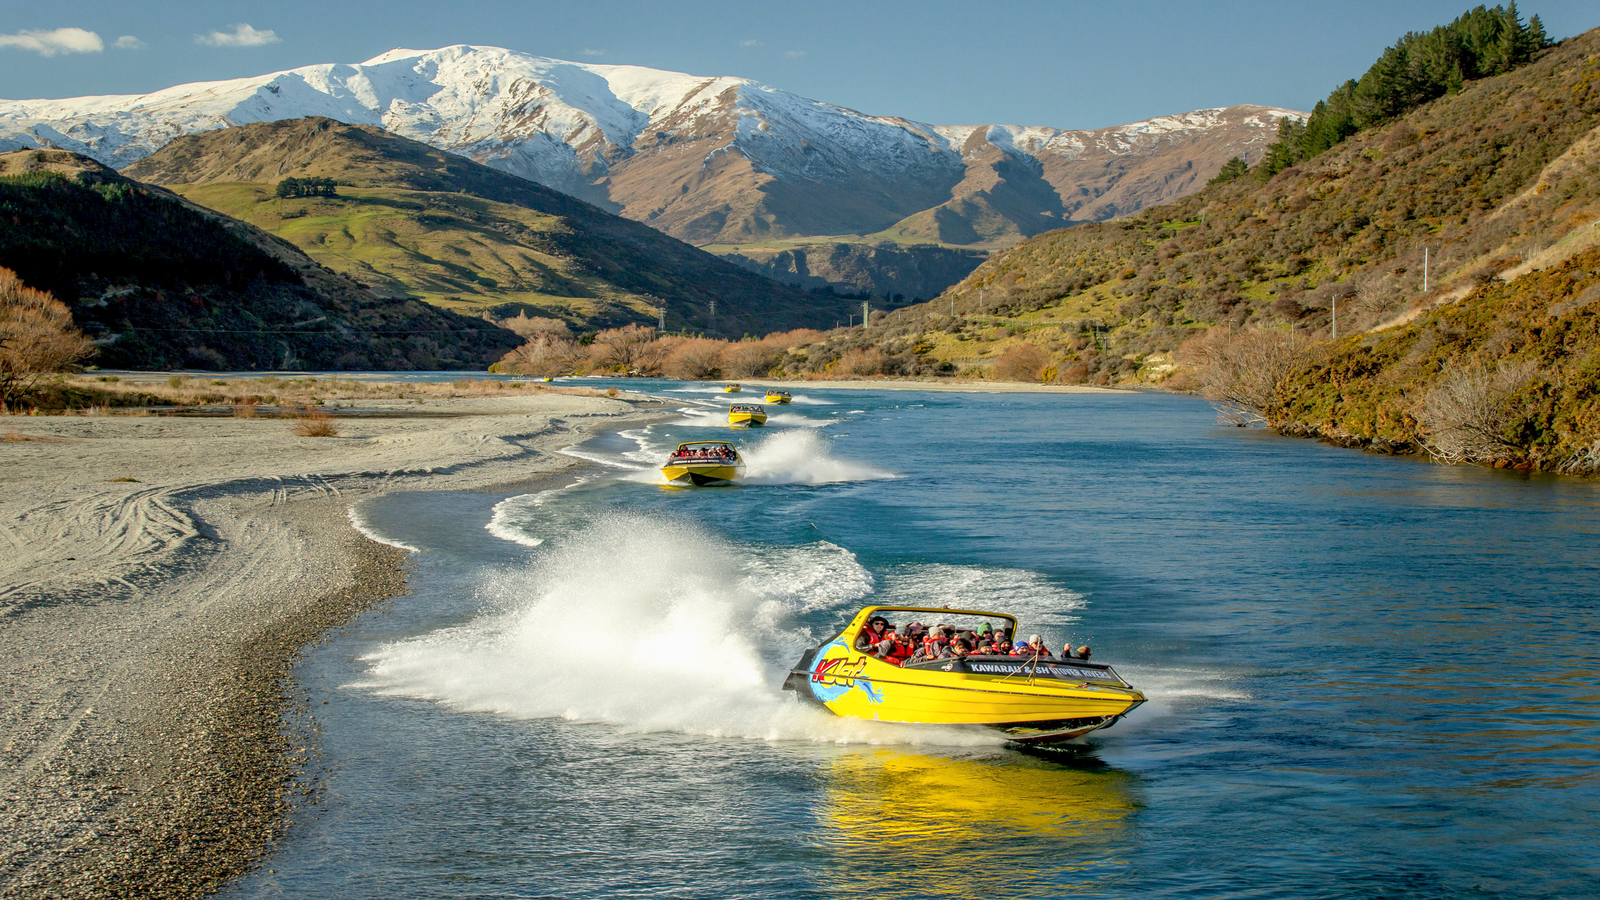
[
  {"left": 274, "top": 176, "right": 338, "bottom": 199},
  {"left": 1255, "top": 3, "right": 1550, "bottom": 181}
]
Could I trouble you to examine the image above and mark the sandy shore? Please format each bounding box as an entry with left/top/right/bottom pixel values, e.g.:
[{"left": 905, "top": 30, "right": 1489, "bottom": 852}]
[{"left": 0, "top": 392, "right": 653, "bottom": 898}]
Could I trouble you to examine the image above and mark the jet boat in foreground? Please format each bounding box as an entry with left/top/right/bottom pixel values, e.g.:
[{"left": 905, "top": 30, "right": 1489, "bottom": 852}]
[
  {"left": 660, "top": 440, "right": 745, "bottom": 485},
  {"left": 783, "top": 605, "right": 1144, "bottom": 744},
  {"left": 765, "top": 389, "right": 792, "bottom": 404},
  {"left": 728, "top": 404, "right": 768, "bottom": 427}
]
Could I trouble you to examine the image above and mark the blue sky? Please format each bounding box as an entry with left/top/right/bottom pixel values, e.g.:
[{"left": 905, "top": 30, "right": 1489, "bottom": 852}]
[{"left": 2, "top": 1, "right": 1594, "bottom": 129}]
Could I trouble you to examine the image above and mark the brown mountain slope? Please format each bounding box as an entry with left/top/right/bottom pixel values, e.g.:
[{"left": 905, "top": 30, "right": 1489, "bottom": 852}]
[{"left": 125, "top": 118, "right": 846, "bottom": 337}]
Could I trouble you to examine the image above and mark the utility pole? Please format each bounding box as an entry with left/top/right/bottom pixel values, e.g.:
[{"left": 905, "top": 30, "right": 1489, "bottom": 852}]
[
  {"left": 709, "top": 300, "right": 716, "bottom": 333},
  {"left": 861, "top": 300, "right": 869, "bottom": 328},
  {"left": 1423, "top": 247, "right": 1430, "bottom": 293},
  {"left": 1332, "top": 294, "right": 1338, "bottom": 341},
  {"left": 657, "top": 305, "right": 665, "bottom": 330}
]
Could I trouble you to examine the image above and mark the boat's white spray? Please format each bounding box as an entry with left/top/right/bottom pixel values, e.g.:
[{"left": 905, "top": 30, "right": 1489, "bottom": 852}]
[{"left": 355, "top": 513, "right": 1005, "bottom": 746}]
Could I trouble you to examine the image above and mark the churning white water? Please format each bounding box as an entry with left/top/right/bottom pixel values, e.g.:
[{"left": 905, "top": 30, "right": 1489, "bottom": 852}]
[{"left": 356, "top": 513, "right": 1002, "bottom": 746}]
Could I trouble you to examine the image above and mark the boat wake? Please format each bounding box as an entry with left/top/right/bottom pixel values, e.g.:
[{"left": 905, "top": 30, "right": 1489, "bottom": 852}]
[
  {"left": 741, "top": 430, "right": 893, "bottom": 485},
  {"left": 355, "top": 513, "right": 1005, "bottom": 747}
]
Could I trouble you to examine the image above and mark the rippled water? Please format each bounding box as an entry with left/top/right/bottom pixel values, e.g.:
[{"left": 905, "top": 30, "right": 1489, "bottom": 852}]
[{"left": 228, "top": 382, "right": 1600, "bottom": 899}]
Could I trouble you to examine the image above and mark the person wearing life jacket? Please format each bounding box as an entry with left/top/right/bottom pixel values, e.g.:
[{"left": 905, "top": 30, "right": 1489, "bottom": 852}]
[
  {"left": 854, "top": 616, "right": 892, "bottom": 658},
  {"left": 882, "top": 625, "right": 916, "bottom": 666},
  {"left": 1015, "top": 634, "right": 1055, "bottom": 660}
]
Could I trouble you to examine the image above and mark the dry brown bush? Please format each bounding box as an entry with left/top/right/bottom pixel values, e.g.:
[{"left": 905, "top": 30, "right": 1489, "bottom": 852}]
[
  {"left": 292, "top": 405, "right": 339, "bottom": 437},
  {"left": 496, "top": 334, "right": 583, "bottom": 377},
  {"left": 833, "top": 347, "right": 888, "bottom": 377},
  {"left": 0, "top": 267, "right": 95, "bottom": 407},
  {"left": 233, "top": 399, "right": 258, "bottom": 418},
  {"left": 1177, "top": 328, "right": 1317, "bottom": 425},
  {"left": 1416, "top": 360, "right": 1538, "bottom": 464},
  {"left": 661, "top": 338, "right": 728, "bottom": 379},
  {"left": 721, "top": 341, "right": 783, "bottom": 378},
  {"left": 498, "top": 313, "right": 572, "bottom": 340},
  {"left": 994, "top": 344, "right": 1051, "bottom": 382},
  {"left": 590, "top": 324, "right": 664, "bottom": 373}
]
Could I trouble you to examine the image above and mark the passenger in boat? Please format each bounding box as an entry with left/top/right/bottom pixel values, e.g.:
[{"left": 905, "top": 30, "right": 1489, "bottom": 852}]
[
  {"left": 948, "top": 635, "right": 974, "bottom": 658},
  {"left": 884, "top": 627, "right": 915, "bottom": 666},
  {"left": 855, "top": 616, "right": 893, "bottom": 657},
  {"left": 909, "top": 630, "right": 950, "bottom": 663},
  {"left": 1013, "top": 635, "right": 1055, "bottom": 659}
]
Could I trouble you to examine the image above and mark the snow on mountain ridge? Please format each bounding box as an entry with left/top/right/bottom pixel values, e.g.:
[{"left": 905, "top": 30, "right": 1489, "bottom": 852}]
[{"left": 0, "top": 45, "right": 1304, "bottom": 243}]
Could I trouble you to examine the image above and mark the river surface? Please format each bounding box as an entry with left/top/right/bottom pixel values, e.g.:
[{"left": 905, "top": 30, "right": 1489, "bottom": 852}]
[{"left": 225, "top": 381, "right": 1600, "bottom": 899}]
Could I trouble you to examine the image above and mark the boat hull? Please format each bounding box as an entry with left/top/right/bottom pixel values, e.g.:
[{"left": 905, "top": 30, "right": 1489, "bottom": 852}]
[
  {"left": 784, "top": 641, "right": 1143, "bottom": 744},
  {"left": 661, "top": 462, "right": 745, "bottom": 485},
  {"left": 728, "top": 412, "right": 767, "bottom": 427},
  {"left": 765, "top": 394, "right": 791, "bottom": 404}
]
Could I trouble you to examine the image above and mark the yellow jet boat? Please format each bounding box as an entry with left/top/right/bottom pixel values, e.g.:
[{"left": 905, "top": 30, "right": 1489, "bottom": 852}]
[
  {"left": 782, "top": 605, "right": 1144, "bottom": 744},
  {"left": 724, "top": 383, "right": 742, "bottom": 393},
  {"left": 728, "top": 404, "right": 768, "bottom": 427},
  {"left": 765, "top": 389, "right": 792, "bottom": 404},
  {"left": 660, "top": 440, "right": 745, "bottom": 485}
]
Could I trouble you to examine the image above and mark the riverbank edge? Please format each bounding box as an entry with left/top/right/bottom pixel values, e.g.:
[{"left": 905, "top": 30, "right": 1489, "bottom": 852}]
[{"left": 0, "top": 401, "right": 670, "bottom": 899}]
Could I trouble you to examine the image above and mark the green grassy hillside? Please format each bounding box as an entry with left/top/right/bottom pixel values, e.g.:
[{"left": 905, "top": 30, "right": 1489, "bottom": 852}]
[
  {"left": 809, "top": 20, "right": 1600, "bottom": 385},
  {"left": 0, "top": 150, "right": 519, "bottom": 370},
  {"left": 126, "top": 118, "right": 849, "bottom": 337}
]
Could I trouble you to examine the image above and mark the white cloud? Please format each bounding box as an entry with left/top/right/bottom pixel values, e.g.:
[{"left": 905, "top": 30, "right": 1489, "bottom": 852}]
[
  {"left": 786, "top": 50, "right": 806, "bottom": 59},
  {"left": 580, "top": 48, "right": 605, "bottom": 56},
  {"left": 195, "top": 23, "right": 279, "bottom": 48},
  {"left": 0, "top": 27, "right": 104, "bottom": 57},
  {"left": 113, "top": 35, "right": 145, "bottom": 50},
  {"left": 739, "top": 39, "right": 762, "bottom": 47}
]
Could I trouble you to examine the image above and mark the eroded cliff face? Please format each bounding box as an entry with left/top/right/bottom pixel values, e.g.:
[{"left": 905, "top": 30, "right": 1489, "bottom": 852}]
[{"left": 1, "top": 45, "right": 1298, "bottom": 247}]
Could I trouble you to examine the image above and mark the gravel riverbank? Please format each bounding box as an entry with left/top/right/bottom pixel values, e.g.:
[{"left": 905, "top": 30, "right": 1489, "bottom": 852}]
[{"left": 0, "top": 393, "right": 655, "bottom": 898}]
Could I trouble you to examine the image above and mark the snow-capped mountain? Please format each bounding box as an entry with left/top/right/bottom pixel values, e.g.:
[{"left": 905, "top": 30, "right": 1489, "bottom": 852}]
[{"left": 0, "top": 46, "right": 1301, "bottom": 245}]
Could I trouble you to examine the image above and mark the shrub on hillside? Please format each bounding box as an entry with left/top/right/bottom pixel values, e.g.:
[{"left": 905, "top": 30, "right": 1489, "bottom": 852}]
[
  {"left": 1178, "top": 327, "right": 1318, "bottom": 425},
  {"left": 832, "top": 347, "right": 888, "bottom": 377},
  {"left": 1417, "top": 360, "right": 1540, "bottom": 463},
  {"left": 994, "top": 344, "right": 1051, "bottom": 382},
  {"left": 0, "top": 267, "right": 95, "bottom": 407}
]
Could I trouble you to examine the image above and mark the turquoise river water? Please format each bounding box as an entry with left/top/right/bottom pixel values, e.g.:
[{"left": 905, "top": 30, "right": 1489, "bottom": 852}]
[{"left": 224, "top": 381, "right": 1600, "bottom": 899}]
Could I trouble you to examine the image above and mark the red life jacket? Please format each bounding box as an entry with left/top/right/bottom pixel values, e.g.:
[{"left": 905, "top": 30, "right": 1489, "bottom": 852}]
[{"left": 884, "top": 634, "right": 914, "bottom": 665}]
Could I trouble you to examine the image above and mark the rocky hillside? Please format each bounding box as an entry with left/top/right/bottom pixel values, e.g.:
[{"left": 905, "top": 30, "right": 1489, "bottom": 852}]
[
  {"left": 0, "top": 149, "right": 520, "bottom": 369},
  {"left": 800, "top": 20, "right": 1600, "bottom": 386},
  {"left": 123, "top": 117, "right": 837, "bottom": 337},
  {"left": 0, "top": 46, "right": 1297, "bottom": 249}
]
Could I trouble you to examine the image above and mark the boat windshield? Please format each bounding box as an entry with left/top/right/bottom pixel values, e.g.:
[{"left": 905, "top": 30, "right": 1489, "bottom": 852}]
[{"left": 668, "top": 443, "right": 737, "bottom": 462}]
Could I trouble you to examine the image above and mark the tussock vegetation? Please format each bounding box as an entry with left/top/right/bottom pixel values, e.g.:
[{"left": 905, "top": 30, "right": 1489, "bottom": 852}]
[{"left": 292, "top": 405, "right": 339, "bottom": 437}]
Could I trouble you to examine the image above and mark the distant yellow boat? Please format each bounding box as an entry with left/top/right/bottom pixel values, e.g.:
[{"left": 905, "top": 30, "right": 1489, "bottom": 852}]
[
  {"left": 728, "top": 404, "right": 768, "bottom": 427},
  {"left": 660, "top": 440, "right": 746, "bottom": 485},
  {"left": 723, "top": 383, "right": 742, "bottom": 393},
  {"left": 783, "top": 605, "right": 1144, "bottom": 744},
  {"left": 765, "top": 389, "right": 792, "bottom": 404}
]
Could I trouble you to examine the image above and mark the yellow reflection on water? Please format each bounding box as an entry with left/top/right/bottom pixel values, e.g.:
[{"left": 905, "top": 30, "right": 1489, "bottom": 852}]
[{"left": 812, "top": 748, "right": 1137, "bottom": 897}]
